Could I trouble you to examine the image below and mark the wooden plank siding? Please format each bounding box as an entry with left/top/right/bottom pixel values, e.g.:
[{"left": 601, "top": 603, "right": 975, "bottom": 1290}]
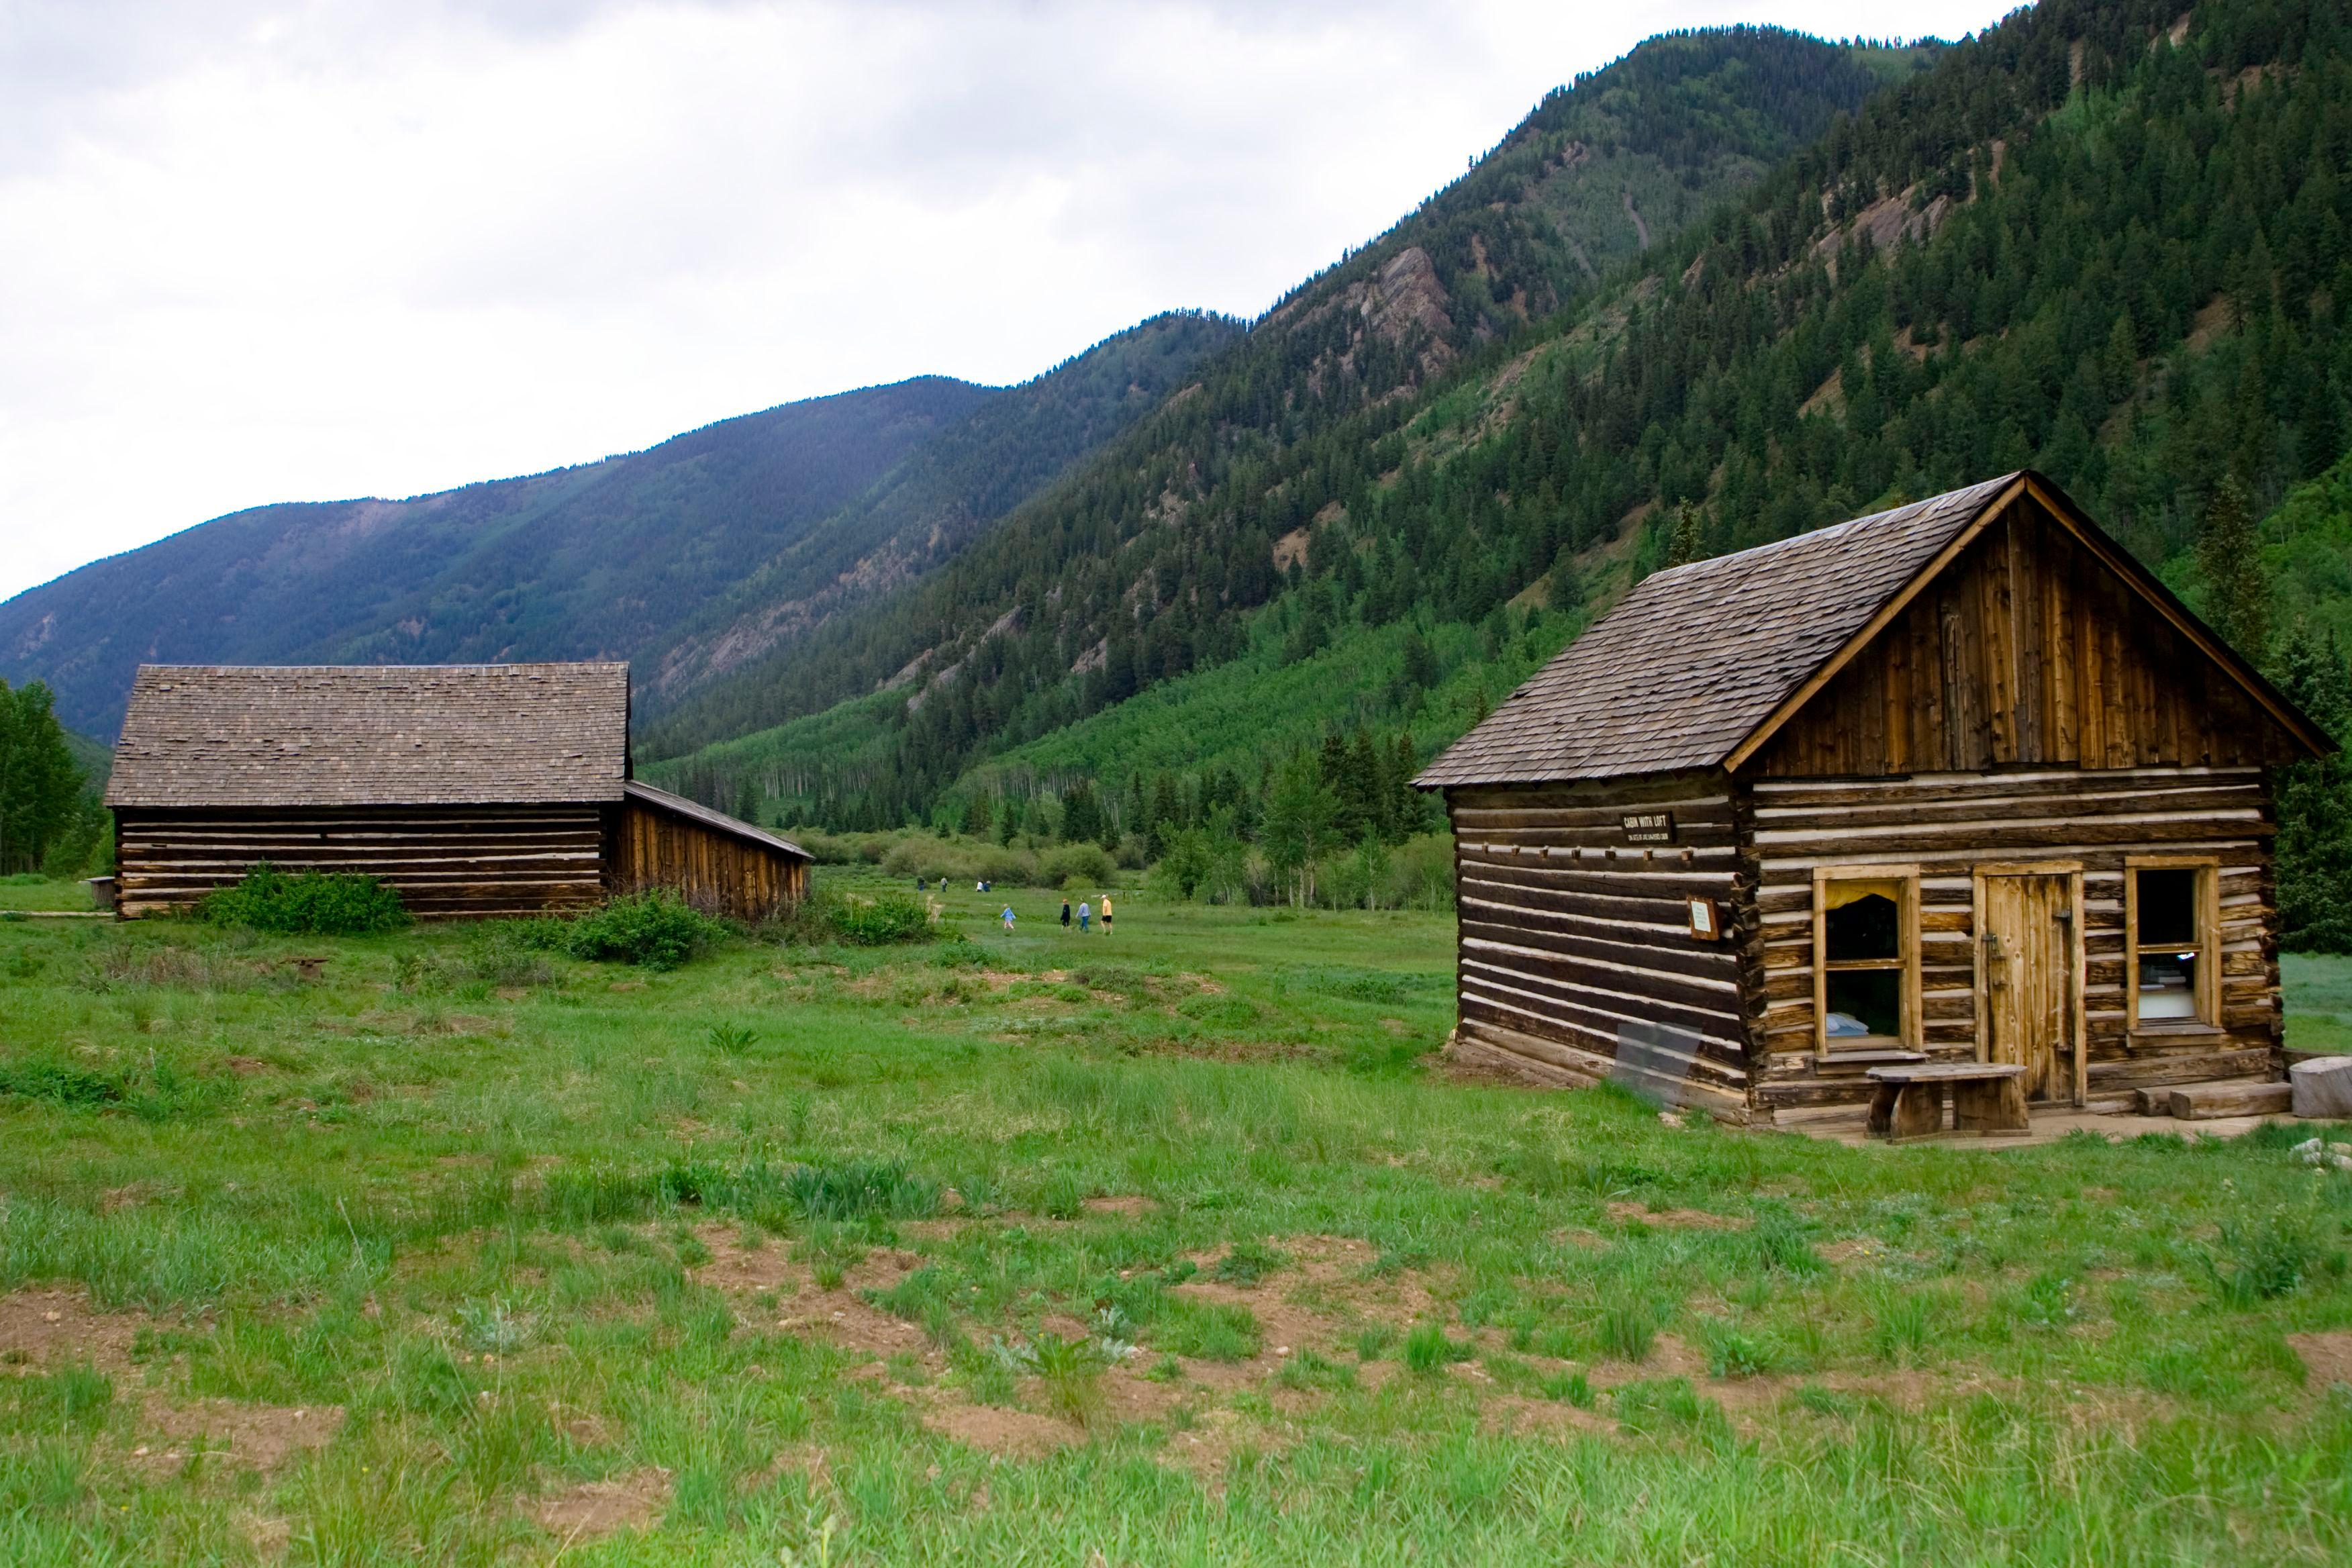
[
  {"left": 1741, "top": 768, "right": 2280, "bottom": 1115},
  {"left": 1757, "top": 496, "right": 2306, "bottom": 777},
  {"left": 114, "top": 805, "right": 607, "bottom": 919},
  {"left": 1447, "top": 771, "right": 1753, "bottom": 1121},
  {"left": 609, "top": 797, "right": 807, "bottom": 922}
]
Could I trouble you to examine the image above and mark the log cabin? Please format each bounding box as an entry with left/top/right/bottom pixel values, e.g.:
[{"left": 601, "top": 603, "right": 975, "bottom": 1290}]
[
  {"left": 1416, "top": 472, "right": 2333, "bottom": 1127},
  {"left": 104, "top": 663, "right": 810, "bottom": 922}
]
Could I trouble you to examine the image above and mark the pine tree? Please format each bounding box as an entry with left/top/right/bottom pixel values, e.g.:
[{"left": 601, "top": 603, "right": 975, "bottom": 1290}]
[
  {"left": 2197, "top": 476, "right": 2271, "bottom": 661},
  {"left": 1399, "top": 630, "right": 1441, "bottom": 691},
  {"left": 2271, "top": 625, "right": 2352, "bottom": 950},
  {"left": 0, "top": 680, "right": 83, "bottom": 875},
  {"left": 1664, "top": 501, "right": 1704, "bottom": 569}
]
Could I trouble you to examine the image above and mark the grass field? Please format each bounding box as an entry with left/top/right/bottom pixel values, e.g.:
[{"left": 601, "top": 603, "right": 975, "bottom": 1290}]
[{"left": 2, "top": 873, "right": 2351, "bottom": 1565}]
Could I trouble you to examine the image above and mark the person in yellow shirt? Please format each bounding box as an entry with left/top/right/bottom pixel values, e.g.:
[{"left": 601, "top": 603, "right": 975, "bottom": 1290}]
[{"left": 1100, "top": 893, "right": 1113, "bottom": 935}]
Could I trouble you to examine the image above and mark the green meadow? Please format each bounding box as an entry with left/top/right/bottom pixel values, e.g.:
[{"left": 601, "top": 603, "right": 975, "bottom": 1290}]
[{"left": 1, "top": 873, "right": 2350, "bottom": 1565}]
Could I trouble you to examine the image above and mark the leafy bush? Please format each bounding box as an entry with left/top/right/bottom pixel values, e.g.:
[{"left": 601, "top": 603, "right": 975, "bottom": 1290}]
[
  {"left": 825, "top": 889, "right": 934, "bottom": 945},
  {"left": 197, "top": 861, "right": 410, "bottom": 936},
  {"left": 1040, "top": 842, "right": 1117, "bottom": 889},
  {"left": 524, "top": 890, "right": 728, "bottom": 970}
]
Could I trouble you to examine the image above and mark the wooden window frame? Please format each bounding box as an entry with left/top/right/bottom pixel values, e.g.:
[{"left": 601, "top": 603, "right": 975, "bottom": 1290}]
[
  {"left": 1812, "top": 864, "right": 1922, "bottom": 1059},
  {"left": 2125, "top": 854, "right": 2222, "bottom": 1036}
]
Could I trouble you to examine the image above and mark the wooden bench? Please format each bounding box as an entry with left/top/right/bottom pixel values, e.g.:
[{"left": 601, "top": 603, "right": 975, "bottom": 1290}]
[{"left": 1865, "top": 1061, "right": 2030, "bottom": 1142}]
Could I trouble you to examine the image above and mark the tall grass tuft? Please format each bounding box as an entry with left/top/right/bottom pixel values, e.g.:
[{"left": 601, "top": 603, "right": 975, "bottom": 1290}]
[
  {"left": 1600, "top": 1298, "right": 1660, "bottom": 1363},
  {"left": 2200, "top": 1200, "right": 2345, "bottom": 1306}
]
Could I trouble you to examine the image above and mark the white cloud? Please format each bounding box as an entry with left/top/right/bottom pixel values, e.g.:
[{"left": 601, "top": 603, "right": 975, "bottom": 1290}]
[{"left": 0, "top": 0, "right": 2016, "bottom": 601}]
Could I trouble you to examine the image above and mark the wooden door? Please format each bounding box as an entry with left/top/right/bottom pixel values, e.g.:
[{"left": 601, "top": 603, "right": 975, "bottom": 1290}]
[{"left": 1981, "top": 874, "right": 2073, "bottom": 1101}]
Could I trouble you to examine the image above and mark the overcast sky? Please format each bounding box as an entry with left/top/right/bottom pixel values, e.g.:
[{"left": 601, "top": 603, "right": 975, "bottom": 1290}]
[{"left": 0, "top": 0, "right": 2020, "bottom": 603}]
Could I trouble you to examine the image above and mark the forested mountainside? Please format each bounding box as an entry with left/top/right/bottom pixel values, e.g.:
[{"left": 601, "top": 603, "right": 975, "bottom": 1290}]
[
  {"left": 0, "top": 315, "right": 1234, "bottom": 738},
  {"left": 645, "top": 0, "right": 2352, "bottom": 852},
  {"left": 639, "top": 27, "right": 1934, "bottom": 761},
  {"left": 640, "top": 313, "right": 1238, "bottom": 712}
]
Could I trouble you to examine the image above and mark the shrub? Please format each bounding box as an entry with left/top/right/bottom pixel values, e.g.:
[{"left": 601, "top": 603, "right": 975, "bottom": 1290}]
[
  {"left": 826, "top": 889, "right": 935, "bottom": 946},
  {"left": 1040, "top": 842, "right": 1117, "bottom": 889},
  {"left": 528, "top": 890, "right": 728, "bottom": 970},
  {"left": 198, "top": 862, "right": 410, "bottom": 936}
]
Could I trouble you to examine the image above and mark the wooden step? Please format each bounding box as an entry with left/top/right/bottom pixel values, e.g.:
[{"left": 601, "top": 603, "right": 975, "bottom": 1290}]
[{"left": 2166, "top": 1079, "right": 2294, "bottom": 1120}]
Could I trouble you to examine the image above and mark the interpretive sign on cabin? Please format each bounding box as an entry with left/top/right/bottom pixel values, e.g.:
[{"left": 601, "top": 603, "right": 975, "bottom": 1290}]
[{"left": 1622, "top": 811, "right": 1675, "bottom": 843}]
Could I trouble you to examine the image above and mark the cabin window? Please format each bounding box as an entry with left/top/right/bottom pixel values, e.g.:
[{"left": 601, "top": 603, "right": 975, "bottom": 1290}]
[
  {"left": 1814, "top": 870, "right": 1919, "bottom": 1054},
  {"left": 2128, "top": 860, "right": 2217, "bottom": 1026}
]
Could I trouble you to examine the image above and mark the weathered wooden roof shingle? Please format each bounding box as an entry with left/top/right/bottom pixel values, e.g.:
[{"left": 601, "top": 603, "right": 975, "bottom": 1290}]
[
  {"left": 1417, "top": 473, "right": 2024, "bottom": 787},
  {"left": 106, "top": 663, "right": 630, "bottom": 807}
]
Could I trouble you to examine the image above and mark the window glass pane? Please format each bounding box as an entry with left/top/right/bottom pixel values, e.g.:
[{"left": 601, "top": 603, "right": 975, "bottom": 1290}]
[
  {"left": 1826, "top": 969, "right": 1902, "bottom": 1039},
  {"left": 2137, "top": 869, "right": 2197, "bottom": 946},
  {"left": 2135, "top": 869, "right": 2200, "bottom": 1021},
  {"left": 1825, "top": 891, "right": 1900, "bottom": 961}
]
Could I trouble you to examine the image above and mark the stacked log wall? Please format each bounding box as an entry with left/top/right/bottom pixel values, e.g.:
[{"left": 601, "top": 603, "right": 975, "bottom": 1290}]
[
  {"left": 609, "top": 799, "right": 806, "bottom": 922},
  {"left": 113, "top": 805, "right": 605, "bottom": 919},
  {"left": 1447, "top": 771, "right": 1753, "bottom": 1121},
  {"left": 1745, "top": 767, "right": 2278, "bottom": 1117}
]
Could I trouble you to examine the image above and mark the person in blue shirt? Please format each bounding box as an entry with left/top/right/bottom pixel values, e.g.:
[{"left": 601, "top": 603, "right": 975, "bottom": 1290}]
[
  {"left": 1077, "top": 901, "right": 1091, "bottom": 933},
  {"left": 1001, "top": 905, "right": 1016, "bottom": 933}
]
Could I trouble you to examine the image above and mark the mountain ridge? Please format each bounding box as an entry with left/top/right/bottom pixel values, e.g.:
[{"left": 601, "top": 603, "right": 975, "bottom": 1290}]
[
  {"left": 1, "top": 314, "right": 1240, "bottom": 737},
  {"left": 644, "top": 0, "right": 2352, "bottom": 844}
]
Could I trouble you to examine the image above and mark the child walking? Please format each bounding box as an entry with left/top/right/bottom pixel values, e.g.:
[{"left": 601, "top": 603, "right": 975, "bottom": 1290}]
[
  {"left": 1077, "top": 901, "right": 1091, "bottom": 933},
  {"left": 1100, "top": 894, "right": 1114, "bottom": 935},
  {"left": 1000, "top": 905, "right": 1016, "bottom": 934}
]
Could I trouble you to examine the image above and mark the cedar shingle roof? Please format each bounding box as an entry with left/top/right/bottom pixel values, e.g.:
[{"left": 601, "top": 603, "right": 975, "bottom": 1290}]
[
  {"left": 105, "top": 663, "right": 630, "bottom": 807},
  {"left": 622, "top": 780, "right": 811, "bottom": 861},
  {"left": 1416, "top": 473, "right": 2024, "bottom": 787}
]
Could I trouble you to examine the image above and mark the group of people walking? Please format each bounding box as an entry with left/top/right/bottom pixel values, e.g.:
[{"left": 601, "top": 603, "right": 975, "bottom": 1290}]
[
  {"left": 1059, "top": 895, "right": 1110, "bottom": 933},
  {"left": 996, "top": 893, "right": 1114, "bottom": 935}
]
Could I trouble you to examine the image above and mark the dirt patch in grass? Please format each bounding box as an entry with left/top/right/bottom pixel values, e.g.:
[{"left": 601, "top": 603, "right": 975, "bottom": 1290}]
[
  {"left": 918, "top": 1398, "right": 1077, "bottom": 1459},
  {"left": 744, "top": 1442, "right": 832, "bottom": 1495},
  {"left": 531, "top": 1467, "right": 672, "bottom": 1541},
  {"left": 2289, "top": 1331, "right": 2352, "bottom": 1395},
  {"left": 1818, "top": 1237, "right": 1892, "bottom": 1268},
  {"left": 0, "top": 1288, "right": 152, "bottom": 1373},
  {"left": 137, "top": 1398, "right": 344, "bottom": 1470},
  {"left": 1483, "top": 1395, "right": 1612, "bottom": 1438},
  {"left": 1083, "top": 1195, "right": 1155, "bottom": 1218},
  {"left": 1607, "top": 1201, "right": 1750, "bottom": 1230},
  {"left": 689, "top": 1224, "right": 797, "bottom": 1293}
]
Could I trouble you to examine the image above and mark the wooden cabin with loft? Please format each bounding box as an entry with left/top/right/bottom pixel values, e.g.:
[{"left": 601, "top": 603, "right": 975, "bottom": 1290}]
[
  {"left": 1416, "top": 472, "right": 2332, "bottom": 1130},
  {"left": 104, "top": 663, "right": 810, "bottom": 922}
]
